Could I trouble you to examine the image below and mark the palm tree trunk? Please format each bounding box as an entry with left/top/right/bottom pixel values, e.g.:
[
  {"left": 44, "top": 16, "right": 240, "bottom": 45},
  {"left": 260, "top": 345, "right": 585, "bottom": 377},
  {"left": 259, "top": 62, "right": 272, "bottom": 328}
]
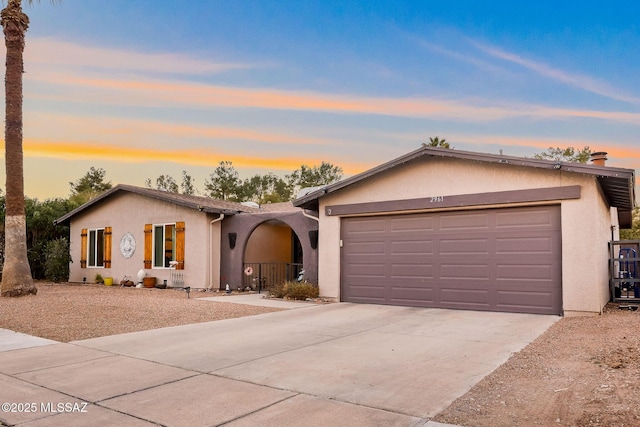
[{"left": 1, "top": 0, "right": 36, "bottom": 297}]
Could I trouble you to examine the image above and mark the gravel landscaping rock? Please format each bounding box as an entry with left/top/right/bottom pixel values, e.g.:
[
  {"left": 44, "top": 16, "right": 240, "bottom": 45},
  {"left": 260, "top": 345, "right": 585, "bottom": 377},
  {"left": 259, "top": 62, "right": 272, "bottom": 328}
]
[{"left": 0, "top": 282, "right": 285, "bottom": 342}]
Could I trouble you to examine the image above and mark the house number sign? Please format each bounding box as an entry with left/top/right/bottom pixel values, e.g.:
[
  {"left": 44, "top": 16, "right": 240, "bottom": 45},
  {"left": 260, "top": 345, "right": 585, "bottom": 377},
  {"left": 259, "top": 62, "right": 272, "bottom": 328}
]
[{"left": 120, "top": 232, "right": 136, "bottom": 259}]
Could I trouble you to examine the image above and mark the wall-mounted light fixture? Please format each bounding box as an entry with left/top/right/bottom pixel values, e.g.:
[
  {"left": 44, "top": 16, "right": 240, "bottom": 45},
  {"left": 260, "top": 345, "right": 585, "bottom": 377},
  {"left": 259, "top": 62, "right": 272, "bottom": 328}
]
[
  {"left": 309, "top": 230, "right": 318, "bottom": 249},
  {"left": 228, "top": 232, "right": 237, "bottom": 249}
]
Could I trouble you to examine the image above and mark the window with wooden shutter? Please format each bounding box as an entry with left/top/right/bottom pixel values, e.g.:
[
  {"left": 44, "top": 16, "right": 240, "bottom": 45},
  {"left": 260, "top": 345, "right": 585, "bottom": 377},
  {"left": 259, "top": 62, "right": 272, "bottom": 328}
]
[
  {"left": 104, "top": 227, "right": 112, "bottom": 268},
  {"left": 144, "top": 224, "right": 153, "bottom": 269},
  {"left": 175, "top": 221, "right": 185, "bottom": 270},
  {"left": 80, "top": 229, "right": 88, "bottom": 268}
]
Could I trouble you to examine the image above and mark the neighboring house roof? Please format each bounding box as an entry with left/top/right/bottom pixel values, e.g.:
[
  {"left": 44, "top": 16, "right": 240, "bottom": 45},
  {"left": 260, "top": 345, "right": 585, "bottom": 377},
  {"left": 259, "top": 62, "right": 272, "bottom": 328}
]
[
  {"left": 54, "top": 184, "right": 263, "bottom": 225},
  {"left": 293, "top": 146, "right": 636, "bottom": 227}
]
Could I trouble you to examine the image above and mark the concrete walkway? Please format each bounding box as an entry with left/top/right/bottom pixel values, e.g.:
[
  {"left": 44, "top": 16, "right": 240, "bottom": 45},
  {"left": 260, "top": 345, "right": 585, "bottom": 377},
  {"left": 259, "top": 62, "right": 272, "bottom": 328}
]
[
  {"left": 0, "top": 302, "right": 558, "bottom": 426},
  {"left": 198, "top": 292, "right": 319, "bottom": 308}
]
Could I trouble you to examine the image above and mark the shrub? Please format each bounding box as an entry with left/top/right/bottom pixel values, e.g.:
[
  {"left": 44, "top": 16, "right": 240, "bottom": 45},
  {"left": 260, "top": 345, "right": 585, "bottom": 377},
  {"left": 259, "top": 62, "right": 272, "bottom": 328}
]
[
  {"left": 269, "top": 281, "right": 319, "bottom": 300},
  {"left": 285, "top": 282, "right": 319, "bottom": 300},
  {"left": 44, "top": 238, "right": 72, "bottom": 282},
  {"left": 268, "top": 281, "right": 288, "bottom": 299}
]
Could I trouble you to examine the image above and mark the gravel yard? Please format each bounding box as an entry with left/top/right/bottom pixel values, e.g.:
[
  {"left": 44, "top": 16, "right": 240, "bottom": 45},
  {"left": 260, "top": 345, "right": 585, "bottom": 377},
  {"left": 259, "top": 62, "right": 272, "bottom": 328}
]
[{"left": 0, "top": 282, "right": 284, "bottom": 342}]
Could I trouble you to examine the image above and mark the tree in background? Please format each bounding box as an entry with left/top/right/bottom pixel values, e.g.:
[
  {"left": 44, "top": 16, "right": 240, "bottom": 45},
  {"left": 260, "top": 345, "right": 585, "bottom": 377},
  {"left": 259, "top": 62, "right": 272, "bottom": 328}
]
[
  {"left": 286, "top": 162, "right": 343, "bottom": 198},
  {"left": 203, "top": 161, "right": 343, "bottom": 202},
  {"left": 204, "top": 161, "right": 242, "bottom": 201},
  {"left": 69, "top": 167, "right": 112, "bottom": 206},
  {"left": 180, "top": 170, "right": 197, "bottom": 195},
  {"left": 422, "top": 136, "right": 452, "bottom": 149},
  {"left": 240, "top": 173, "right": 291, "bottom": 204},
  {"left": 1, "top": 0, "right": 58, "bottom": 297},
  {"left": 533, "top": 146, "right": 591, "bottom": 163},
  {"left": 620, "top": 206, "right": 640, "bottom": 240},
  {"left": 145, "top": 174, "right": 179, "bottom": 193},
  {"left": 145, "top": 171, "right": 198, "bottom": 195}
]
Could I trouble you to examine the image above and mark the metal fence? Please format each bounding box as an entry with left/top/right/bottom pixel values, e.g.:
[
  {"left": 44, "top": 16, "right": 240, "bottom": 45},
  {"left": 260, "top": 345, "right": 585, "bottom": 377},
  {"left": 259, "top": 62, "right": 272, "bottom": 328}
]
[
  {"left": 241, "top": 262, "right": 303, "bottom": 292},
  {"left": 610, "top": 239, "right": 640, "bottom": 301}
]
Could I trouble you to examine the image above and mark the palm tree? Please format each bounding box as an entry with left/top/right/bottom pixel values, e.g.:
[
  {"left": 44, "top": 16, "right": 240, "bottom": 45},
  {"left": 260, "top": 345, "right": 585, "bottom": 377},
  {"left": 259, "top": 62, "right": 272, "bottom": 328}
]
[
  {"left": 422, "top": 136, "right": 452, "bottom": 149},
  {"left": 1, "top": 0, "right": 57, "bottom": 297}
]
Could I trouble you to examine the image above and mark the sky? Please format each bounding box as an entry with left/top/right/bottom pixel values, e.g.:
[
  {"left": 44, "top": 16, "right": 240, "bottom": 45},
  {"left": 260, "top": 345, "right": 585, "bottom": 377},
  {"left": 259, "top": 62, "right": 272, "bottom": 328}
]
[{"left": 1, "top": 0, "right": 639, "bottom": 200}]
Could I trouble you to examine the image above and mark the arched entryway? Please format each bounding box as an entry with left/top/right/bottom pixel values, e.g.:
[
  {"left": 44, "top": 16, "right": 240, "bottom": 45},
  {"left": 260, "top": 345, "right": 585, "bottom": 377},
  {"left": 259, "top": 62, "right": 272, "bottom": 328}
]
[
  {"left": 242, "top": 219, "right": 303, "bottom": 291},
  {"left": 219, "top": 209, "right": 318, "bottom": 291}
]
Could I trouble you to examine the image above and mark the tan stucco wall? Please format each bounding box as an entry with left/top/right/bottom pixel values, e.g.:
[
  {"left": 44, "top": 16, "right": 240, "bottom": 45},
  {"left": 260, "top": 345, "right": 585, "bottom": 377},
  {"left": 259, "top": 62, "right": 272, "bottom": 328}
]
[
  {"left": 68, "top": 192, "right": 222, "bottom": 289},
  {"left": 316, "top": 157, "right": 616, "bottom": 315},
  {"left": 244, "top": 222, "right": 292, "bottom": 263}
]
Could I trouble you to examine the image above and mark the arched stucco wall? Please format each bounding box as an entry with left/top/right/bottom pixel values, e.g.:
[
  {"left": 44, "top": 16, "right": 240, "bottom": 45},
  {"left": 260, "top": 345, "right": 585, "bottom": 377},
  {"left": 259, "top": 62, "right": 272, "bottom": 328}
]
[
  {"left": 220, "top": 211, "right": 318, "bottom": 289},
  {"left": 244, "top": 221, "right": 293, "bottom": 263}
]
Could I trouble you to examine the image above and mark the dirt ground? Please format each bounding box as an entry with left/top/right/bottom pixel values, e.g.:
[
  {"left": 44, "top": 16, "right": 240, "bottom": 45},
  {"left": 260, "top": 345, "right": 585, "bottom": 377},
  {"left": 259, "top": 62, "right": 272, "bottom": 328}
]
[
  {"left": 1, "top": 283, "right": 639, "bottom": 426},
  {"left": 0, "top": 282, "right": 284, "bottom": 342},
  {"left": 434, "top": 303, "right": 640, "bottom": 427}
]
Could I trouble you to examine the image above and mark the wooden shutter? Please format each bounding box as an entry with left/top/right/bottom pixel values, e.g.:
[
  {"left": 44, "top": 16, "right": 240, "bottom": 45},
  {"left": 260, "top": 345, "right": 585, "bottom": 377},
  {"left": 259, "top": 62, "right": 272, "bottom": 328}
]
[
  {"left": 175, "top": 221, "right": 185, "bottom": 270},
  {"left": 144, "top": 224, "right": 153, "bottom": 269},
  {"left": 80, "top": 229, "right": 88, "bottom": 268},
  {"left": 104, "top": 227, "right": 112, "bottom": 268}
]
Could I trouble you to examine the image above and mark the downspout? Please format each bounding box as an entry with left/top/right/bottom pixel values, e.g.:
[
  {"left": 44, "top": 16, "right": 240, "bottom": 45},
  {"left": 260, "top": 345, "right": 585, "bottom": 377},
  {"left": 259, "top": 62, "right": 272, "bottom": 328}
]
[
  {"left": 301, "top": 209, "right": 319, "bottom": 222},
  {"left": 209, "top": 214, "right": 224, "bottom": 290}
]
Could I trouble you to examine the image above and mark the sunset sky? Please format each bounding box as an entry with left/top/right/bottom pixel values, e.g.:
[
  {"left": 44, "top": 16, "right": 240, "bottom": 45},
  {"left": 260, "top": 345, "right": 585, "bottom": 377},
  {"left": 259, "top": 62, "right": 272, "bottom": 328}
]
[{"left": 2, "top": 0, "right": 639, "bottom": 200}]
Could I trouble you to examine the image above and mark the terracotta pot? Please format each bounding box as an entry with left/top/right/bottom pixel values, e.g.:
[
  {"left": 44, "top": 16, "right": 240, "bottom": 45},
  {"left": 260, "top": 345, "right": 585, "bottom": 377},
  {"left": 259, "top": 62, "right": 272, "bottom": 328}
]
[{"left": 143, "top": 277, "right": 156, "bottom": 288}]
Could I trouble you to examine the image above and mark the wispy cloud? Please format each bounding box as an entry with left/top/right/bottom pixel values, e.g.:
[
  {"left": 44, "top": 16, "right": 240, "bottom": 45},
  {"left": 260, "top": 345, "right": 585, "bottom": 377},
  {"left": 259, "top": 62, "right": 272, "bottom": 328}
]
[
  {"left": 26, "top": 113, "right": 335, "bottom": 147},
  {"left": 29, "top": 71, "right": 640, "bottom": 125},
  {"left": 21, "top": 37, "right": 640, "bottom": 126},
  {"left": 469, "top": 39, "right": 640, "bottom": 105},
  {"left": 25, "top": 37, "right": 259, "bottom": 76}
]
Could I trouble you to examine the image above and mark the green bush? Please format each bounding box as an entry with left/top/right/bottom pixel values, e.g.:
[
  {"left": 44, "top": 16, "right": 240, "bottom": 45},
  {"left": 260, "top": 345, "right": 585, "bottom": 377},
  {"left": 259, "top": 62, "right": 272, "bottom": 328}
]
[
  {"left": 269, "top": 281, "right": 319, "bottom": 300},
  {"left": 44, "top": 238, "right": 72, "bottom": 282}
]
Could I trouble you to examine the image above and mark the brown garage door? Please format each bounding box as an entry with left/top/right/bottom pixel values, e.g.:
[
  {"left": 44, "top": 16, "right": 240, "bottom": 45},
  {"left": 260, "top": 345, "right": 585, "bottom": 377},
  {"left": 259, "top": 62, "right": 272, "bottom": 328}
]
[{"left": 340, "top": 205, "right": 562, "bottom": 314}]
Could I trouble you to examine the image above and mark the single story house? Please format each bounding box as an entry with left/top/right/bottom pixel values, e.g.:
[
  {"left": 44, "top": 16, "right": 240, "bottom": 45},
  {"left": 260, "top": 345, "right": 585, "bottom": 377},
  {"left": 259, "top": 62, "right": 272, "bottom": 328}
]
[
  {"left": 54, "top": 185, "right": 319, "bottom": 290},
  {"left": 294, "top": 146, "right": 636, "bottom": 316}
]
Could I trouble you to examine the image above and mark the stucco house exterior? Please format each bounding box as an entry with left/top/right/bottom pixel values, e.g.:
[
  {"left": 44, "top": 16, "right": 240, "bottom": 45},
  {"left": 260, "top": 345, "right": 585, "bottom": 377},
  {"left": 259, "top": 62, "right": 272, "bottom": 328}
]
[
  {"left": 294, "top": 146, "right": 636, "bottom": 316},
  {"left": 54, "top": 185, "right": 318, "bottom": 290}
]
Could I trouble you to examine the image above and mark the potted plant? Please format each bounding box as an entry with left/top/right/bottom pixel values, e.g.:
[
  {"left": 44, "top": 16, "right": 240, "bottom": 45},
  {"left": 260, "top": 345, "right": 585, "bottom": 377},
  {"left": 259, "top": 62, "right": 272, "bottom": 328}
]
[{"left": 95, "top": 273, "right": 104, "bottom": 284}]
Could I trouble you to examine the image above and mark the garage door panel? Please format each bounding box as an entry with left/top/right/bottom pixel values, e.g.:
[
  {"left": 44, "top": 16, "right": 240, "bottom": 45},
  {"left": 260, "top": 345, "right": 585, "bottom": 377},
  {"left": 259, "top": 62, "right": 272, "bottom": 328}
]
[
  {"left": 440, "top": 288, "right": 490, "bottom": 306},
  {"left": 341, "top": 205, "right": 562, "bottom": 314},
  {"left": 496, "top": 291, "right": 556, "bottom": 313},
  {"left": 439, "top": 212, "right": 490, "bottom": 230},
  {"left": 345, "top": 218, "right": 386, "bottom": 234},
  {"left": 391, "top": 263, "right": 434, "bottom": 278},
  {"left": 389, "top": 216, "right": 435, "bottom": 232},
  {"left": 440, "top": 263, "right": 490, "bottom": 279},
  {"left": 497, "top": 264, "right": 555, "bottom": 281},
  {"left": 390, "top": 240, "right": 434, "bottom": 254},
  {"left": 440, "top": 238, "right": 489, "bottom": 254},
  {"left": 495, "top": 208, "right": 559, "bottom": 229},
  {"left": 496, "top": 236, "right": 555, "bottom": 254}
]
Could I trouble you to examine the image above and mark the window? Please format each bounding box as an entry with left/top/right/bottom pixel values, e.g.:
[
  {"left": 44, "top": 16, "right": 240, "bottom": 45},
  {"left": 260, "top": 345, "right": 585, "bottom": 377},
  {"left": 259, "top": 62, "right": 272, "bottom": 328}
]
[
  {"left": 80, "top": 227, "right": 112, "bottom": 269},
  {"left": 88, "top": 228, "right": 105, "bottom": 267},
  {"left": 144, "top": 222, "right": 185, "bottom": 270},
  {"left": 154, "top": 223, "right": 175, "bottom": 268}
]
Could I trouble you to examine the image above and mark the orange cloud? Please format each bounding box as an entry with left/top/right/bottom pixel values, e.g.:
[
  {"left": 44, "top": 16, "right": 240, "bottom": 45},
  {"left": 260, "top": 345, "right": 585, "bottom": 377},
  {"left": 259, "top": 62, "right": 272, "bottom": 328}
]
[{"left": 13, "top": 139, "right": 369, "bottom": 175}]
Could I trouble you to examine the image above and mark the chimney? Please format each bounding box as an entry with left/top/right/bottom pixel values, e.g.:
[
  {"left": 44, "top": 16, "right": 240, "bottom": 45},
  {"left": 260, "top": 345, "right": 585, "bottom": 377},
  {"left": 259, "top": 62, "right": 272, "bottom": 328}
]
[{"left": 590, "top": 151, "right": 608, "bottom": 167}]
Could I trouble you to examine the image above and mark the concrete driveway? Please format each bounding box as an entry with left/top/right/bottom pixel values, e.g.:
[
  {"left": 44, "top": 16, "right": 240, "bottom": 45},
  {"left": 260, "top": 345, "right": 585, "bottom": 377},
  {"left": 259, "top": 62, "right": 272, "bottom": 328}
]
[{"left": 0, "top": 302, "right": 558, "bottom": 426}]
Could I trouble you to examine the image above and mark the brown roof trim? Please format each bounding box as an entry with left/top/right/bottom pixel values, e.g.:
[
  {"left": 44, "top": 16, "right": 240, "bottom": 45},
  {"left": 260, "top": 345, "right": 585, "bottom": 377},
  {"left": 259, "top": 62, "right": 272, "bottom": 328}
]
[
  {"left": 325, "top": 185, "right": 581, "bottom": 216},
  {"left": 54, "top": 184, "right": 256, "bottom": 225},
  {"left": 293, "top": 146, "right": 636, "bottom": 226}
]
